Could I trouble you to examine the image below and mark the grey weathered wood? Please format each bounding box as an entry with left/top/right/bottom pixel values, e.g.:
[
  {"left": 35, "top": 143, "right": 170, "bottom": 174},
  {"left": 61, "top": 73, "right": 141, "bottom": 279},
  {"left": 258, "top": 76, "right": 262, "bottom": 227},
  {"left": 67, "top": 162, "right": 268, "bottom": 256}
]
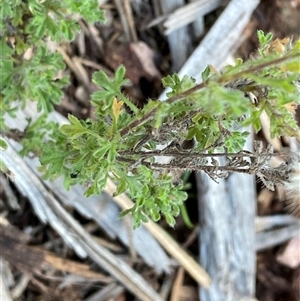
[
  {"left": 178, "top": 0, "right": 260, "bottom": 80},
  {"left": 157, "top": 0, "right": 260, "bottom": 299},
  {"left": 0, "top": 258, "right": 13, "bottom": 301},
  {"left": 256, "top": 223, "right": 300, "bottom": 251},
  {"left": 157, "top": 0, "right": 261, "bottom": 295},
  {"left": 197, "top": 136, "right": 256, "bottom": 301},
  {"left": 188, "top": 0, "right": 221, "bottom": 39},
  {"left": 85, "top": 283, "right": 124, "bottom": 301},
  {"left": 158, "top": 0, "right": 192, "bottom": 71},
  {"left": 9, "top": 274, "right": 30, "bottom": 300},
  {"left": 165, "top": 0, "right": 224, "bottom": 35},
  {"left": 160, "top": 0, "right": 260, "bottom": 100},
  {"left": 255, "top": 215, "right": 299, "bottom": 232},
  {"left": 0, "top": 173, "right": 20, "bottom": 210}
]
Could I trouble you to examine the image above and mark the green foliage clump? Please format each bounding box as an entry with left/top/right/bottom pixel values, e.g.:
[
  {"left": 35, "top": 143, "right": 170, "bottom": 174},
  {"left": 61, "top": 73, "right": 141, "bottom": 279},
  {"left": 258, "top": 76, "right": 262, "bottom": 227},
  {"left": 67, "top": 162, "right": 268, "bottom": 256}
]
[
  {"left": 41, "top": 32, "right": 299, "bottom": 228},
  {"left": 0, "top": 0, "right": 104, "bottom": 131},
  {"left": 1, "top": 1, "right": 299, "bottom": 229}
]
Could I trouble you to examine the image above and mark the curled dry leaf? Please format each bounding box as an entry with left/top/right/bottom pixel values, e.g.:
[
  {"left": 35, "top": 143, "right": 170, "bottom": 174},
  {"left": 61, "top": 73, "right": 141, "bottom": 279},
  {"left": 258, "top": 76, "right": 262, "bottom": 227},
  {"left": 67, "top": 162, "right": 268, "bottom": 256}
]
[
  {"left": 277, "top": 237, "right": 300, "bottom": 268},
  {"left": 104, "top": 41, "right": 161, "bottom": 85}
]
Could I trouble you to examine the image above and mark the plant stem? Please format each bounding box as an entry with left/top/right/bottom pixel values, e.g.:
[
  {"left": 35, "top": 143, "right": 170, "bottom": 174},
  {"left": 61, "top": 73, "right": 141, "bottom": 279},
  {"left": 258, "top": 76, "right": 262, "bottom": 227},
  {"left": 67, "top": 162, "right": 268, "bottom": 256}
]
[
  {"left": 118, "top": 150, "right": 272, "bottom": 158},
  {"left": 119, "top": 53, "right": 299, "bottom": 137}
]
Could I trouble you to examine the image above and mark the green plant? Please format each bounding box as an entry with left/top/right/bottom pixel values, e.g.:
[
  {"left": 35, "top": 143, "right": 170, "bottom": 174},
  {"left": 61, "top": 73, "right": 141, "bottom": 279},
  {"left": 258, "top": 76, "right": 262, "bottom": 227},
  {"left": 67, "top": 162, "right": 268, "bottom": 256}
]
[
  {"left": 0, "top": 0, "right": 103, "bottom": 168},
  {"left": 1, "top": 2, "right": 299, "bottom": 228},
  {"left": 0, "top": 0, "right": 104, "bottom": 131}
]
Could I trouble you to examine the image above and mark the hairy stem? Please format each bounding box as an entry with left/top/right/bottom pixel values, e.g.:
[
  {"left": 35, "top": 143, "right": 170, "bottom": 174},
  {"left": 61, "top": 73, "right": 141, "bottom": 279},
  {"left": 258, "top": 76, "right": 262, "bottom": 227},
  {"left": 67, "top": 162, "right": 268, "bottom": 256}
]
[
  {"left": 118, "top": 150, "right": 272, "bottom": 158},
  {"left": 119, "top": 53, "right": 299, "bottom": 137}
]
